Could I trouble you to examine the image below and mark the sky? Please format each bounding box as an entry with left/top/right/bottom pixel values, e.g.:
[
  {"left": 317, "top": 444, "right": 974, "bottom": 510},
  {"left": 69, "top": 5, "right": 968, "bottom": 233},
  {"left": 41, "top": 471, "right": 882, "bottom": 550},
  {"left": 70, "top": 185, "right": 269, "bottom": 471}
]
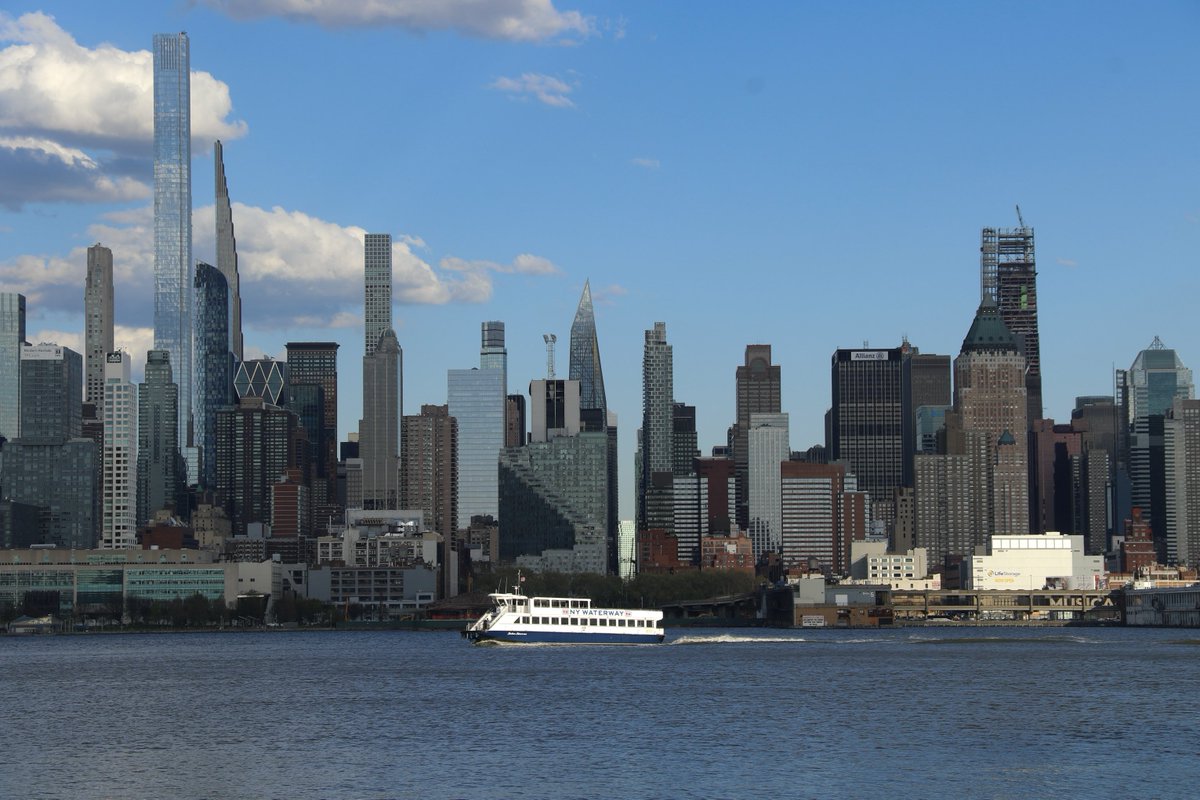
[{"left": 1, "top": 1, "right": 1197, "bottom": 519}]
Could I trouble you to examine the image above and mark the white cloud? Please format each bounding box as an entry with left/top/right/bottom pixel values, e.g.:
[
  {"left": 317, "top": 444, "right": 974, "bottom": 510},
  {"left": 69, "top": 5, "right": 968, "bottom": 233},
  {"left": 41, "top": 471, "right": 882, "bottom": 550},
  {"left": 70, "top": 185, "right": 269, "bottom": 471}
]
[
  {"left": 630, "top": 157, "right": 660, "bottom": 170},
  {"left": 441, "top": 253, "right": 561, "bottom": 276},
  {"left": 28, "top": 324, "right": 154, "bottom": 380},
  {"left": 201, "top": 0, "right": 592, "bottom": 42},
  {"left": 0, "top": 12, "right": 246, "bottom": 151},
  {"left": 490, "top": 73, "right": 576, "bottom": 107},
  {"left": 0, "top": 136, "right": 150, "bottom": 209},
  {"left": 591, "top": 283, "right": 628, "bottom": 305},
  {"left": 0, "top": 12, "right": 245, "bottom": 207},
  {"left": 1, "top": 202, "right": 555, "bottom": 332},
  {"left": 1056, "top": 258, "right": 1078, "bottom": 268}
]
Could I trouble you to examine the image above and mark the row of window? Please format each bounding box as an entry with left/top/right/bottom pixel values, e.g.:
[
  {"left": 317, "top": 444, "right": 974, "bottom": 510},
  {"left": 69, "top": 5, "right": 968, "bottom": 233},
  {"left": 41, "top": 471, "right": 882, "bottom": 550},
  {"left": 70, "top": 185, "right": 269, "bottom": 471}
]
[{"left": 518, "top": 615, "right": 660, "bottom": 629}]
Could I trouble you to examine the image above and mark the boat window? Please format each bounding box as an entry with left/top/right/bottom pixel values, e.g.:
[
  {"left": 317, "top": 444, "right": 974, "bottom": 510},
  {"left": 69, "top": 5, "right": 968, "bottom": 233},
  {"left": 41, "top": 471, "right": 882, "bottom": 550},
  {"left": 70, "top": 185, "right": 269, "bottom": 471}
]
[
  {"left": 535, "top": 599, "right": 546, "bottom": 608},
  {"left": 552, "top": 599, "right": 562, "bottom": 608},
  {"left": 618, "top": 619, "right": 625, "bottom": 627}
]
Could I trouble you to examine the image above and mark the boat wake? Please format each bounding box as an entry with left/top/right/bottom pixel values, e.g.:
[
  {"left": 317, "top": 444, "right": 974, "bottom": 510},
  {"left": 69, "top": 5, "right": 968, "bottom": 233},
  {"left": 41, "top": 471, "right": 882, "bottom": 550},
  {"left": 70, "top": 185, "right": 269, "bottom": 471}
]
[
  {"left": 670, "top": 633, "right": 806, "bottom": 645},
  {"left": 907, "top": 634, "right": 1102, "bottom": 645}
]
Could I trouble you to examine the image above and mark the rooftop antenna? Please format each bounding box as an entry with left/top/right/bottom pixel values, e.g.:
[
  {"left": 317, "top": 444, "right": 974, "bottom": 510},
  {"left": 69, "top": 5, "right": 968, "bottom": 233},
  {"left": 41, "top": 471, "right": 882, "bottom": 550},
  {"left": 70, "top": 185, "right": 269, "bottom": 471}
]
[{"left": 544, "top": 334, "right": 557, "bottom": 378}]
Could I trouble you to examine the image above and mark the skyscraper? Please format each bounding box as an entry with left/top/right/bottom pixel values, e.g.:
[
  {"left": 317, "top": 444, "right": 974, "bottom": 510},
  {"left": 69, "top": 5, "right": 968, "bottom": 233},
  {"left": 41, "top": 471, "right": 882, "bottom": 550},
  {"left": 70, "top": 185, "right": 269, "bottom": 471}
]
[
  {"left": 361, "top": 330, "right": 402, "bottom": 509},
  {"left": 364, "top": 234, "right": 392, "bottom": 356},
  {"left": 640, "top": 322, "right": 673, "bottom": 529},
  {"left": 137, "top": 350, "right": 180, "bottom": 524},
  {"left": 449, "top": 366, "right": 505, "bottom": 526},
  {"left": 830, "top": 346, "right": 905, "bottom": 518},
  {"left": 401, "top": 405, "right": 458, "bottom": 538},
  {"left": 569, "top": 281, "right": 607, "bottom": 418},
  {"left": 981, "top": 222, "right": 1041, "bottom": 425},
  {"left": 101, "top": 351, "right": 137, "bottom": 549},
  {"left": 214, "top": 140, "right": 243, "bottom": 362},
  {"left": 153, "top": 32, "right": 193, "bottom": 451},
  {"left": 20, "top": 344, "right": 83, "bottom": 442},
  {"left": 194, "top": 262, "right": 234, "bottom": 490},
  {"left": 747, "top": 412, "right": 789, "bottom": 558},
  {"left": 0, "top": 292, "right": 27, "bottom": 441},
  {"left": 286, "top": 342, "right": 339, "bottom": 508},
  {"left": 1125, "top": 337, "right": 1193, "bottom": 422},
  {"left": 214, "top": 397, "right": 308, "bottom": 536},
  {"left": 480, "top": 321, "right": 507, "bottom": 392},
  {"left": 84, "top": 244, "right": 114, "bottom": 407},
  {"left": 732, "top": 344, "right": 781, "bottom": 530}
]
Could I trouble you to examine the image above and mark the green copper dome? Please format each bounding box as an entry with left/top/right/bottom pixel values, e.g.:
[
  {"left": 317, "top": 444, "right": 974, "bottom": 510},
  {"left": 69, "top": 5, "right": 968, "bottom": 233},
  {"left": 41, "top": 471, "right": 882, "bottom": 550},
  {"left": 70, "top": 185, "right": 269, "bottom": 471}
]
[{"left": 961, "top": 303, "right": 1018, "bottom": 353}]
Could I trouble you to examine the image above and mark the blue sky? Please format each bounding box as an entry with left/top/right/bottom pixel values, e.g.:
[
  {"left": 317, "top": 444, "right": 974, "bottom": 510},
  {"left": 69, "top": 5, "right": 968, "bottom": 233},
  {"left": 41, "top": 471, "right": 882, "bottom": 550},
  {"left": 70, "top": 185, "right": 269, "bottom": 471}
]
[{"left": 2, "top": 1, "right": 1197, "bottom": 518}]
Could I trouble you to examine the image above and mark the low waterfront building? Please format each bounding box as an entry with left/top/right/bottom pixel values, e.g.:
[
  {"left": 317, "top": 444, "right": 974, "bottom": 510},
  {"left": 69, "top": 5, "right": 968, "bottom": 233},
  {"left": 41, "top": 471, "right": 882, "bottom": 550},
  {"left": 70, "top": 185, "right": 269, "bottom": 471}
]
[
  {"left": 969, "top": 532, "right": 1103, "bottom": 591},
  {"left": 305, "top": 564, "right": 437, "bottom": 617}
]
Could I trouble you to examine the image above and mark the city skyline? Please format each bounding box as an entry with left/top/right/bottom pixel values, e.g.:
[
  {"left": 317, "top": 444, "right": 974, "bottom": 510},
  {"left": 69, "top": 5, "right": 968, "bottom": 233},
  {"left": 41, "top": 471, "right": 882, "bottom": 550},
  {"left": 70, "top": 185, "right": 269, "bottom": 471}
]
[{"left": 1, "top": 3, "right": 1197, "bottom": 519}]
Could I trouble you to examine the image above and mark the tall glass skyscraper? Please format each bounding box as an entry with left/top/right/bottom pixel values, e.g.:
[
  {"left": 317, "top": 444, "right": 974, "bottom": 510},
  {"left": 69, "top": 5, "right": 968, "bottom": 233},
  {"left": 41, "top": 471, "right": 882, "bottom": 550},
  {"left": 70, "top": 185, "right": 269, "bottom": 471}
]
[
  {"left": 480, "top": 321, "right": 507, "bottom": 393},
  {"left": 194, "top": 262, "right": 234, "bottom": 490},
  {"left": 569, "top": 280, "right": 607, "bottom": 416},
  {"left": 214, "top": 140, "right": 243, "bottom": 362},
  {"left": 449, "top": 367, "right": 505, "bottom": 525},
  {"left": 0, "top": 292, "right": 26, "bottom": 441},
  {"left": 153, "top": 32, "right": 192, "bottom": 448}
]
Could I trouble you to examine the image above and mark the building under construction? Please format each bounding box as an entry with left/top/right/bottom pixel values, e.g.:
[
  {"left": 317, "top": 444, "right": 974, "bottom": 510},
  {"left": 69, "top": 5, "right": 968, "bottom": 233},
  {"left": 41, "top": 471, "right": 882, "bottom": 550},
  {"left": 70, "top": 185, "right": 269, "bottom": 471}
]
[{"left": 981, "top": 215, "right": 1042, "bottom": 427}]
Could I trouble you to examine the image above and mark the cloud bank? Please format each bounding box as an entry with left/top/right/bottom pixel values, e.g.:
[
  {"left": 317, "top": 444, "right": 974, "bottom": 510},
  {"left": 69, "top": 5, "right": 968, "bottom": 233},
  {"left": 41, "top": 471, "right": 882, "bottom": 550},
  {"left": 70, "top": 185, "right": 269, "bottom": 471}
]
[
  {"left": 490, "top": 73, "right": 577, "bottom": 107},
  {"left": 200, "top": 0, "right": 592, "bottom": 42}
]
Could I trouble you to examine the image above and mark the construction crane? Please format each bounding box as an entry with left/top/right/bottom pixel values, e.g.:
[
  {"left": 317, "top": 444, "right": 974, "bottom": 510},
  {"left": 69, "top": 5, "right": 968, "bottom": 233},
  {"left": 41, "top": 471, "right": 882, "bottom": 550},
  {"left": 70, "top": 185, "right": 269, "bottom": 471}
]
[{"left": 1015, "top": 204, "right": 1026, "bottom": 228}]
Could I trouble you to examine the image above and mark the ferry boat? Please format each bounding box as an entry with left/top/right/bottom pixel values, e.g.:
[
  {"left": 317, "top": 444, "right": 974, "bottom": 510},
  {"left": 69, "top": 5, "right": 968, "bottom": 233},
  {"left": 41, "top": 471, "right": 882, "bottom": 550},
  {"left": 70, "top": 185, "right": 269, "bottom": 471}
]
[{"left": 462, "top": 587, "right": 665, "bottom": 645}]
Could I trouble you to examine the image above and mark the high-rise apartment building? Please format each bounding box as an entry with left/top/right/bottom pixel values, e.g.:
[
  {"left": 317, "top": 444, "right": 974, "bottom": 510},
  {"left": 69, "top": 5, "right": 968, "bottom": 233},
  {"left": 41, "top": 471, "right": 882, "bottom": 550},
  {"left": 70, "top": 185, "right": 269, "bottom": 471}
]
[
  {"left": 101, "top": 352, "right": 137, "bottom": 549},
  {"left": 214, "top": 397, "right": 308, "bottom": 536},
  {"left": 194, "top": 262, "right": 234, "bottom": 490},
  {"left": 1168, "top": 399, "right": 1200, "bottom": 565},
  {"left": 84, "top": 244, "right": 114, "bottom": 407},
  {"left": 672, "top": 403, "right": 698, "bottom": 476},
  {"left": 401, "top": 405, "right": 458, "bottom": 537},
  {"left": 780, "top": 461, "right": 864, "bottom": 575},
  {"left": 286, "top": 342, "right": 339, "bottom": 508},
  {"left": 152, "top": 33, "right": 193, "bottom": 448},
  {"left": 448, "top": 367, "right": 505, "bottom": 526},
  {"left": 640, "top": 322, "right": 673, "bottom": 529},
  {"left": 732, "top": 344, "right": 781, "bottom": 530},
  {"left": 137, "top": 350, "right": 180, "bottom": 524},
  {"left": 364, "top": 234, "right": 392, "bottom": 356},
  {"left": 214, "top": 140, "right": 243, "bottom": 362},
  {"left": 981, "top": 223, "right": 1041, "bottom": 425},
  {"left": 0, "top": 292, "right": 25, "bottom": 441},
  {"left": 361, "top": 329, "right": 402, "bottom": 510}
]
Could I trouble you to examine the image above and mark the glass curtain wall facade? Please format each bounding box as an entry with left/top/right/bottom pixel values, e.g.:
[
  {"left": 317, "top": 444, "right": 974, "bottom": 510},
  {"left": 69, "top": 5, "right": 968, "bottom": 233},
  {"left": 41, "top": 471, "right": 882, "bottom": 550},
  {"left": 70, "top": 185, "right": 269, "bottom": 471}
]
[
  {"left": 214, "top": 139, "right": 243, "bottom": 362},
  {"left": 137, "top": 350, "right": 180, "bottom": 525},
  {"left": 153, "top": 32, "right": 192, "bottom": 447},
  {"left": 448, "top": 368, "right": 505, "bottom": 526},
  {"left": 0, "top": 292, "right": 27, "bottom": 441},
  {"left": 194, "top": 263, "right": 233, "bottom": 490}
]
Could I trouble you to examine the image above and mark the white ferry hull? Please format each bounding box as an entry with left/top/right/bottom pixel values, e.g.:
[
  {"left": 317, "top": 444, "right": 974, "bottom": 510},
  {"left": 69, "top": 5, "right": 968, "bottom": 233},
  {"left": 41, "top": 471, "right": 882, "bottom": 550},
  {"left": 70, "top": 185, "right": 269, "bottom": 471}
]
[{"left": 463, "top": 627, "right": 663, "bottom": 645}]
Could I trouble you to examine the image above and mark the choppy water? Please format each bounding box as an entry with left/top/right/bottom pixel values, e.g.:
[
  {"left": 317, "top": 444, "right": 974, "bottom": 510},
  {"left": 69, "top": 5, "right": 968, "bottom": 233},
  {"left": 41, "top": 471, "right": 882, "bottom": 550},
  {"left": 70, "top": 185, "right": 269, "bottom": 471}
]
[{"left": 4, "top": 626, "right": 1197, "bottom": 799}]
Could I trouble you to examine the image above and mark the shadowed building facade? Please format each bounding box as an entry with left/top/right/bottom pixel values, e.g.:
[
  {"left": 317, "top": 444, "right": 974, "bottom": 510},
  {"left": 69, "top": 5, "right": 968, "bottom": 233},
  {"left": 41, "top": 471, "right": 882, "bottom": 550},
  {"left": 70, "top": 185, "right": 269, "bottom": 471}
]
[{"left": 732, "top": 345, "right": 781, "bottom": 531}]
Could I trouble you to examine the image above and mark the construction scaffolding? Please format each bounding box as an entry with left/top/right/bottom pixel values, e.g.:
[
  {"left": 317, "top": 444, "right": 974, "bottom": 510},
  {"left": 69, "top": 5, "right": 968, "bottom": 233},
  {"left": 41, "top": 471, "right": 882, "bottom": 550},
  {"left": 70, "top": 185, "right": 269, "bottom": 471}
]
[{"left": 981, "top": 222, "right": 1042, "bottom": 423}]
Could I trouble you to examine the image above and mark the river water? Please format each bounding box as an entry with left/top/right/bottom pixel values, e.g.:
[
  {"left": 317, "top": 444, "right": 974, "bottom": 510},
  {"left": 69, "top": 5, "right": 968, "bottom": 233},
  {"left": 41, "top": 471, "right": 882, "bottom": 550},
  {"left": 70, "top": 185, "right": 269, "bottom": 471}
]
[{"left": 4, "top": 626, "right": 1198, "bottom": 799}]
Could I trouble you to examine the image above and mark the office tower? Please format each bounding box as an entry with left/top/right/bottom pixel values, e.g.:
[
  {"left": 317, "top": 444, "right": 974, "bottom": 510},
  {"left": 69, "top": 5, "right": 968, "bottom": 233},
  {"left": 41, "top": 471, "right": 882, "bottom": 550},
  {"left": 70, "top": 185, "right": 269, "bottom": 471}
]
[
  {"left": 1030, "top": 419, "right": 1081, "bottom": 534},
  {"left": 195, "top": 263, "right": 234, "bottom": 489},
  {"left": 286, "top": 342, "right": 339, "bottom": 508},
  {"left": 672, "top": 403, "right": 698, "bottom": 476},
  {"left": 1124, "top": 338, "right": 1193, "bottom": 557},
  {"left": 214, "top": 139, "right": 243, "bottom": 361},
  {"left": 780, "top": 461, "right": 864, "bottom": 575},
  {"left": 448, "top": 367, "right": 505, "bottom": 525},
  {"left": 234, "top": 358, "right": 288, "bottom": 405},
  {"left": 529, "top": 379, "right": 580, "bottom": 442},
  {"left": 360, "top": 329, "right": 402, "bottom": 509},
  {"left": 401, "top": 405, "right": 458, "bottom": 537},
  {"left": 732, "top": 344, "right": 781, "bottom": 530},
  {"left": 480, "top": 321, "right": 507, "bottom": 392},
  {"left": 214, "top": 397, "right": 308, "bottom": 535},
  {"left": 499, "top": 430, "right": 608, "bottom": 574},
  {"left": 830, "top": 346, "right": 905, "bottom": 516},
  {"left": 981, "top": 221, "right": 1042, "bottom": 425},
  {"left": 137, "top": 350, "right": 181, "bottom": 525},
  {"left": 569, "top": 281, "right": 607, "bottom": 419},
  {"left": 0, "top": 343, "right": 96, "bottom": 548},
  {"left": 0, "top": 293, "right": 25, "bottom": 441},
  {"left": 20, "top": 344, "right": 83, "bottom": 441},
  {"left": 640, "top": 322, "right": 673, "bottom": 529},
  {"left": 101, "top": 352, "right": 137, "bottom": 549},
  {"left": 695, "top": 456, "right": 736, "bottom": 534},
  {"left": 84, "top": 245, "right": 114, "bottom": 407},
  {"left": 903, "top": 350, "right": 951, "bottom": 472},
  {"left": 364, "top": 233, "right": 392, "bottom": 356},
  {"left": 747, "top": 412, "right": 789, "bottom": 559},
  {"left": 1167, "top": 399, "right": 1200, "bottom": 565},
  {"left": 152, "top": 33, "right": 192, "bottom": 448},
  {"left": 953, "top": 302, "right": 1029, "bottom": 535}
]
